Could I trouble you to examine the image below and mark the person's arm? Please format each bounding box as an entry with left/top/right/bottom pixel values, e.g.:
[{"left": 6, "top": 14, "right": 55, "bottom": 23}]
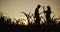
[
  {"left": 42, "top": 7, "right": 46, "bottom": 14},
  {"left": 39, "top": 7, "right": 46, "bottom": 15}
]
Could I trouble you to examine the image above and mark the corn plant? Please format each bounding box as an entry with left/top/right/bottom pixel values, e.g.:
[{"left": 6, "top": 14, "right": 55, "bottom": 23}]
[{"left": 14, "top": 18, "right": 20, "bottom": 25}]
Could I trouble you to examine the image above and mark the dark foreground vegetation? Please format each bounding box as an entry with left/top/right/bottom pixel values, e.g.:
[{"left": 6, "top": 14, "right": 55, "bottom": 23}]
[{"left": 0, "top": 5, "right": 60, "bottom": 32}]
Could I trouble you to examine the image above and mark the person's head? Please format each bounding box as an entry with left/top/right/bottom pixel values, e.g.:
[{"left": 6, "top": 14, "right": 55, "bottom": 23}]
[
  {"left": 47, "top": 6, "right": 51, "bottom": 10},
  {"left": 37, "top": 5, "right": 41, "bottom": 8}
]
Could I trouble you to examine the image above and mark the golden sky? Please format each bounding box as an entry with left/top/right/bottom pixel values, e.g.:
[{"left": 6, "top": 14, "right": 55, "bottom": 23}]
[{"left": 0, "top": 0, "right": 60, "bottom": 19}]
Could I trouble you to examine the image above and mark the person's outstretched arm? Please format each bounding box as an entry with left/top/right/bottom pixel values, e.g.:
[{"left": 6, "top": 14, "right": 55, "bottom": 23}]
[{"left": 42, "top": 7, "right": 46, "bottom": 14}]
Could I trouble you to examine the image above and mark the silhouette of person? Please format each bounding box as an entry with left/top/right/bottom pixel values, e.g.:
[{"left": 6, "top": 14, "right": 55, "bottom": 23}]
[
  {"left": 43, "top": 6, "right": 51, "bottom": 25},
  {"left": 0, "top": 12, "right": 3, "bottom": 18},
  {"left": 34, "top": 5, "right": 41, "bottom": 25}
]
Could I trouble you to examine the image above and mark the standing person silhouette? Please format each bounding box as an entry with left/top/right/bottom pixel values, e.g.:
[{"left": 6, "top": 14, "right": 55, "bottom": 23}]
[
  {"left": 34, "top": 5, "right": 41, "bottom": 26},
  {"left": 43, "top": 6, "right": 51, "bottom": 25}
]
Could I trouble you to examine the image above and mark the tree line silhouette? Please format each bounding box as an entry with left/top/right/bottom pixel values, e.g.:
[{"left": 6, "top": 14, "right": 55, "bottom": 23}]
[{"left": 0, "top": 5, "right": 60, "bottom": 32}]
